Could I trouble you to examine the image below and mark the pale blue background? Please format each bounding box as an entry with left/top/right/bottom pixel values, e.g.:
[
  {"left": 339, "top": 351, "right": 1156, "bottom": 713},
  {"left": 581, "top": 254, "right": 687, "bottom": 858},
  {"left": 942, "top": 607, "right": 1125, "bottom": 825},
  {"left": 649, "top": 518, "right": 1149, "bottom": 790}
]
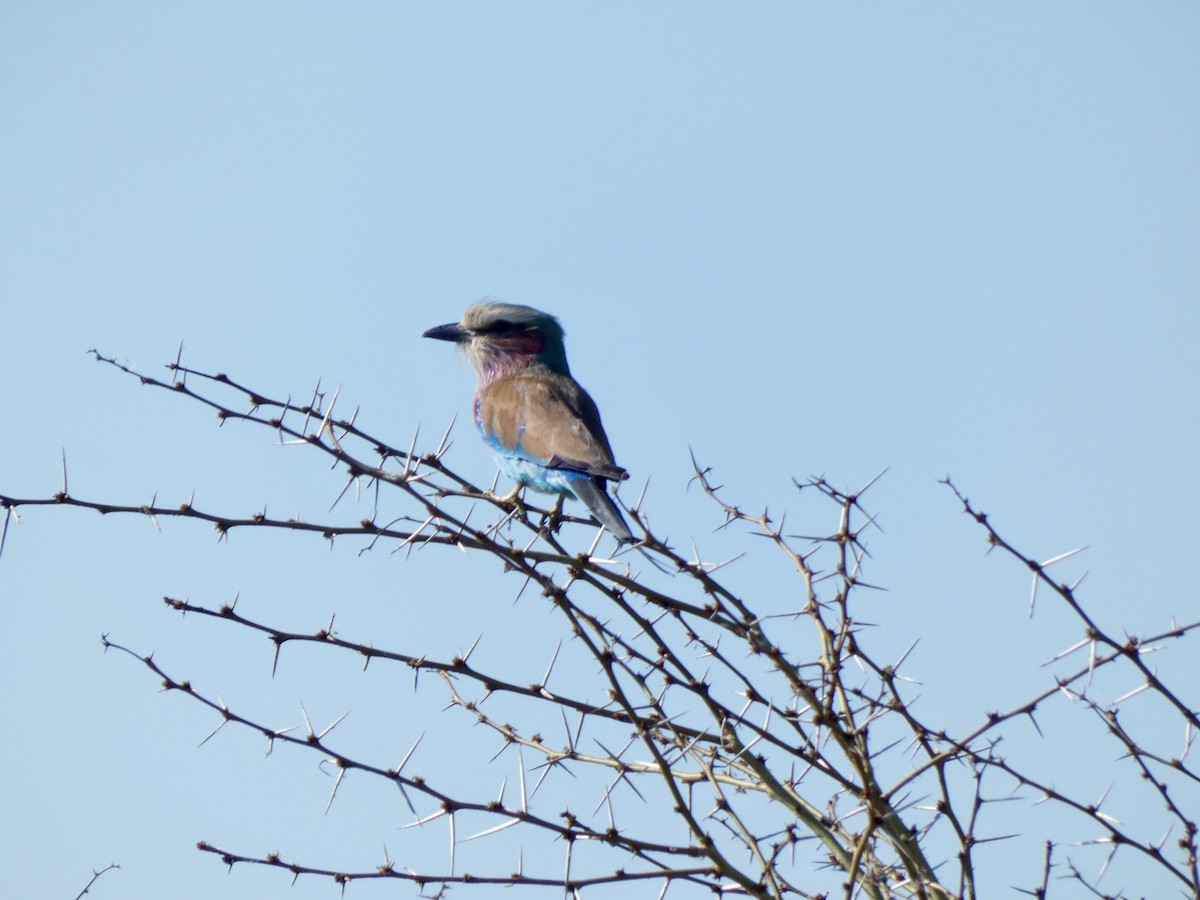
[{"left": 2, "top": 4, "right": 1198, "bottom": 898}]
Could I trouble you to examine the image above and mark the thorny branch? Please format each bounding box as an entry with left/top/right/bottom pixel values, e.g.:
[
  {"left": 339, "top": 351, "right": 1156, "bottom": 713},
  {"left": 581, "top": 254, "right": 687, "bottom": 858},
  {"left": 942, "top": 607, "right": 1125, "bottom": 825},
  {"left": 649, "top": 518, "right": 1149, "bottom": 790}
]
[
  {"left": 3, "top": 351, "right": 1197, "bottom": 899},
  {"left": 73, "top": 863, "right": 119, "bottom": 900}
]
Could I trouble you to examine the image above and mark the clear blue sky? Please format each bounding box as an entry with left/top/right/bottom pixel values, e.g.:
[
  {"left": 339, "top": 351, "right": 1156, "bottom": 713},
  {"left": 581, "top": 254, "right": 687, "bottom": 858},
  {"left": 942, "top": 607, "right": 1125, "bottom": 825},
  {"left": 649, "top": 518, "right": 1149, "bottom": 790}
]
[{"left": 3, "top": 4, "right": 1198, "bottom": 898}]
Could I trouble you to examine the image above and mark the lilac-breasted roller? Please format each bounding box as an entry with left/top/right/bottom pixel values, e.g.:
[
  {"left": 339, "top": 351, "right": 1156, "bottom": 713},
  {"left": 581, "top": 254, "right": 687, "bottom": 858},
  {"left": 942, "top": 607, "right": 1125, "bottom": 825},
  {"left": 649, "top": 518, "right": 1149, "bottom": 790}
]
[{"left": 423, "top": 302, "right": 635, "bottom": 544}]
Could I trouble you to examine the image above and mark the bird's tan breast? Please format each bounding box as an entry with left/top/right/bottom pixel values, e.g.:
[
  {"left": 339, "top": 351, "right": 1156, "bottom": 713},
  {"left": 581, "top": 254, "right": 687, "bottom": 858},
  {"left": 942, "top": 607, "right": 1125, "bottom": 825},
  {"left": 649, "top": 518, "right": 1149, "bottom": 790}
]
[{"left": 478, "top": 372, "right": 616, "bottom": 471}]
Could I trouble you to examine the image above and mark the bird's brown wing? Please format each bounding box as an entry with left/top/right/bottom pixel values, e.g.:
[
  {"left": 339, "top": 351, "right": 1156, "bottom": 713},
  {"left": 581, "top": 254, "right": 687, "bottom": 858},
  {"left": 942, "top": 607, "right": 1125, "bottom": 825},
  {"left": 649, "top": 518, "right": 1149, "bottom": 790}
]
[{"left": 478, "top": 372, "right": 627, "bottom": 482}]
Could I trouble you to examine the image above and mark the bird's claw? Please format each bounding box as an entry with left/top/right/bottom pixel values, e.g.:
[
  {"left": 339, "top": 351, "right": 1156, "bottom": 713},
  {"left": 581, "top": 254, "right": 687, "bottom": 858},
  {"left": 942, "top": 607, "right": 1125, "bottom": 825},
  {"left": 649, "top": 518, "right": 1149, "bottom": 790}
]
[{"left": 541, "top": 494, "right": 566, "bottom": 536}]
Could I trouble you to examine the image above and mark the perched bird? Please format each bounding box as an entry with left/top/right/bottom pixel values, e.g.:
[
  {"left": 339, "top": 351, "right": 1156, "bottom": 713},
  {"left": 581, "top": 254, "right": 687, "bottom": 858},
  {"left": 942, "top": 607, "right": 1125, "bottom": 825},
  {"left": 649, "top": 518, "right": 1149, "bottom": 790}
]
[{"left": 423, "top": 302, "right": 635, "bottom": 544}]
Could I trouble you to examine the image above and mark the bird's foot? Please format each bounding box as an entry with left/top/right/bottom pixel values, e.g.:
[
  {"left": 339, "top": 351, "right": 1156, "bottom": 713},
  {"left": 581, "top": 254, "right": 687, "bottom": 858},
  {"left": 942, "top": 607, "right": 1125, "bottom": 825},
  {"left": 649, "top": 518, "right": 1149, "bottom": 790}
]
[
  {"left": 500, "top": 485, "right": 524, "bottom": 505},
  {"left": 487, "top": 484, "right": 527, "bottom": 514},
  {"left": 541, "top": 494, "right": 566, "bottom": 536}
]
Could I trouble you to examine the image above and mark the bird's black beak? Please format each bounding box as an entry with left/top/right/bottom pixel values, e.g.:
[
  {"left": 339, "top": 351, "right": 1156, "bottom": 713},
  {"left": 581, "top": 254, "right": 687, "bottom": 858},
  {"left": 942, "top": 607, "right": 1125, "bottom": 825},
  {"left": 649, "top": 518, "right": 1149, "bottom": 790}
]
[{"left": 422, "top": 322, "right": 470, "bottom": 343}]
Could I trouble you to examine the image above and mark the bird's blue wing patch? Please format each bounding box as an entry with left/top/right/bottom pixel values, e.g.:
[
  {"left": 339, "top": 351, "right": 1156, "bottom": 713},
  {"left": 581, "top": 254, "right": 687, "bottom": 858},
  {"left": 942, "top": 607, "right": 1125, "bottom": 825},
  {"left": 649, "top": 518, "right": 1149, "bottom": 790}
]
[{"left": 479, "top": 426, "right": 586, "bottom": 495}]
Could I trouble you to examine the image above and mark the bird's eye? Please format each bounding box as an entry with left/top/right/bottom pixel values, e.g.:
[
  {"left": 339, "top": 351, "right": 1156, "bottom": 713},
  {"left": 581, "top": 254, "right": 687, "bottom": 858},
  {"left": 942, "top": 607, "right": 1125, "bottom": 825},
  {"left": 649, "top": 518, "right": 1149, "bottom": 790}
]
[{"left": 482, "top": 321, "right": 529, "bottom": 335}]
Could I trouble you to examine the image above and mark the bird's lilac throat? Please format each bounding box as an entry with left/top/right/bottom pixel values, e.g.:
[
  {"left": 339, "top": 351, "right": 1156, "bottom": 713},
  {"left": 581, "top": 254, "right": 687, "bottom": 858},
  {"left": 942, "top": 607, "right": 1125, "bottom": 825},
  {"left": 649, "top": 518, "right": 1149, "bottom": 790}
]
[{"left": 467, "top": 331, "right": 549, "bottom": 389}]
